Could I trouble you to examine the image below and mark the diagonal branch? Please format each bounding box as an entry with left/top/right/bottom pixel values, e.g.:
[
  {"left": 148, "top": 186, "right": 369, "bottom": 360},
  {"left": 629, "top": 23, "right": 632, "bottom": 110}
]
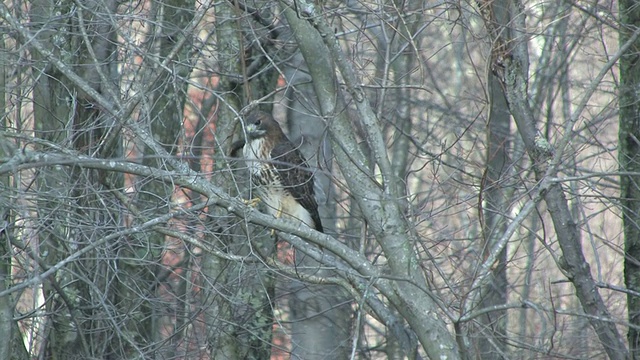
[{"left": 478, "top": 0, "right": 637, "bottom": 358}]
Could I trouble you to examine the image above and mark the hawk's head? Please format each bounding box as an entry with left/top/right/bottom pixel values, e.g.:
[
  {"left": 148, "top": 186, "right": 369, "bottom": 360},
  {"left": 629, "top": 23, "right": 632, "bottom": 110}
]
[{"left": 245, "top": 112, "right": 283, "bottom": 141}]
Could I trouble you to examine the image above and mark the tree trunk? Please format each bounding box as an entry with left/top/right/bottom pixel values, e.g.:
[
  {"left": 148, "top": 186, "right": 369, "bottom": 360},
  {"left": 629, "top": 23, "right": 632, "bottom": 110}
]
[
  {"left": 0, "top": 34, "right": 13, "bottom": 360},
  {"left": 620, "top": 0, "right": 640, "bottom": 357},
  {"left": 0, "top": 66, "right": 29, "bottom": 359},
  {"left": 30, "top": 1, "right": 91, "bottom": 357},
  {"left": 278, "top": 16, "right": 353, "bottom": 357},
  {"left": 282, "top": 2, "right": 459, "bottom": 358},
  {"left": 203, "top": 5, "right": 241, "bottom": 358},
  {"left": 476, "top": 70, "right": 511, "bottom": 359},
  {"left": 380, "top": 2, "right": 422, "bottom": 357},
  {"left": 133, "top": 1, "right": 194, "bottom": 355},
  {"left": 205, "top": 3, "right": 279, "bottom": 358}
]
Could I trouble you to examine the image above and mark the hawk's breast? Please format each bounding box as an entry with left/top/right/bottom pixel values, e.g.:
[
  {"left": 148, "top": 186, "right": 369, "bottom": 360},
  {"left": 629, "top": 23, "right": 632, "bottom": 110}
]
[
  {"left": 244, "top": 137, "right": 278, "bottom": 188},
  {"left": 243, "top": 137, "right": 282, "bottom": 210},
  {"left": 242, "top": 138, "right": 315, "bottom": 228}
]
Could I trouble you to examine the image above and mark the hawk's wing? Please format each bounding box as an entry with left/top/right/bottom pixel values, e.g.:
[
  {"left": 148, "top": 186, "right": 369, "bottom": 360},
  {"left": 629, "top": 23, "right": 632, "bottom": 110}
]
[
  {"left": 270, "top": 140, "right": 324, "bottom": 233},
  {"left": 229, "top": 140, "right": 245, "bottom": 158}
]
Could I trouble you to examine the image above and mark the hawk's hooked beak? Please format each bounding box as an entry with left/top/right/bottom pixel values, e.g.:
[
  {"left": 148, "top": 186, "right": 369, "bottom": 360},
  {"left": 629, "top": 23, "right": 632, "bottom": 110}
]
[
  {"left": 245, "top": 122, "right": 266, "bottom": 139},
  {"left": 246, "top": 123, "right": 258, "bottom": 133}
]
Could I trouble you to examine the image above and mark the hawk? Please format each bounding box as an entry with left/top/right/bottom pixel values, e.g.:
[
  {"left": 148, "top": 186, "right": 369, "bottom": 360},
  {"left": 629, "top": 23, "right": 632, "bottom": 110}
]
[{"left": 231, "top": 111, "right": 323, "bottom": 233}]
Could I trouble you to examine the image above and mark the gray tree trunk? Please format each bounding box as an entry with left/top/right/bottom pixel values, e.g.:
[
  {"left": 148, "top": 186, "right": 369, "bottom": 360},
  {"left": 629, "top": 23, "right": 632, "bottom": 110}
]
[
  {"left": 203, "top": 4, "right": 243, "bottom": 358},
  {"left": 283, "top": 52, "right": 352, "bottom": 360},
  {"left": 620, "top": 0, "right": 640, "bottom": 357},
  {"left": 0, "top": 50, "right": 29, "bottom": 359},
  {"left": 476, "top": 70, "right": 511, "bottom": 359},
  {"left": 376, "top": 2, "right": 422, "bottom": 357},
  {"left": 0, "top": 34, "right": 12, "bottom": 360},
  {"left": 271, "top": 8, "right": 352, "bottom": 357},
  {"left": 475, "top": 4, "right": 512, "bottom": 356},
  {"left": 282, "top": 2, "right": 459, "bottom": 358}
]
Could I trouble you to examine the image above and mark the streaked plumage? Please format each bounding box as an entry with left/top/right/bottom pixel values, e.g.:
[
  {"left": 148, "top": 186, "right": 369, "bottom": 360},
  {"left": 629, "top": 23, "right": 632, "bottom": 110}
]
[{"left": 230, "top": 112, "right": 323, "bottom": 233}]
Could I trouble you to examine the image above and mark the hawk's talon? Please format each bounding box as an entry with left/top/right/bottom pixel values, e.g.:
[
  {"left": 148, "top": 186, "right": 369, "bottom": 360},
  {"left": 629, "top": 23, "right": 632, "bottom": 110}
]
[
  {"left": 244, "top": 197, "right": 261, "bottom": 207},
  {"left": 271, "top": 205, "right": 283, "bottom": 236}
]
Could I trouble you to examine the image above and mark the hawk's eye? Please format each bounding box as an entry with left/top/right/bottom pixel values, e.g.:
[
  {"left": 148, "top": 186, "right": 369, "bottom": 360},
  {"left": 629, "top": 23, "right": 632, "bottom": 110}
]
[{"left": 253, "top": 119, "right": 262, "bottom": 126}]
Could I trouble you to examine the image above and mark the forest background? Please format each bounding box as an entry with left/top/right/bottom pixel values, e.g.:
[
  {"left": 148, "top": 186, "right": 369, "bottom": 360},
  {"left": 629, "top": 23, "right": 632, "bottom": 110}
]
[{"left": 1, "top": 0, "right": 640, "bottom": 359}]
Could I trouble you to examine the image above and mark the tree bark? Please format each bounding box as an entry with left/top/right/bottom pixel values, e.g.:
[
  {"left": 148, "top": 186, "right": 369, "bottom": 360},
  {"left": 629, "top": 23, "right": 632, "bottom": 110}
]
[
  {"left": 204, "top": 4, "right": 242, "bottom": 358},
  {"left": 0, "top": 34, "right": 13, "bottom": 360},
  {"left": 620, "top": 0, "right": 640, "bottom": 357},
  {"left": 206, "top": 3, "right": 280, "bottom": 358},
  {"left": 476, "top": 70, "right": 511, "bottom": 359},
  {"left": 0, "top": 106, "right": 29, "bottom": 360},
  {"left": 283, "top": 53, "right": 353, "bottom": 360}
]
